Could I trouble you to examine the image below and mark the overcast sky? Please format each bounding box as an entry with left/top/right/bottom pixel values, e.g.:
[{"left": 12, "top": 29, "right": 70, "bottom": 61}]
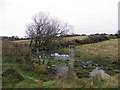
[{"left": 0, "top": 0, "right": 119, "bottom": 37}]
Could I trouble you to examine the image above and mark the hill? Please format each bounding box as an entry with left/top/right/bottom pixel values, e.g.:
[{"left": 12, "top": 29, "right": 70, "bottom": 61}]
[
  {"left": 12, "top": 36, "right": 87, "bottom": 43},
  {"left": 76, "top": 39, "right": 118, "bottom": 61},
  {"left": 2, "top": 37, "right": 119, "bottom": 88}
]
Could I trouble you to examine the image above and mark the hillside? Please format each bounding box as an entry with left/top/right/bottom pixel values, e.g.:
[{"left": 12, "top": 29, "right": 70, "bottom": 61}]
[
  {"left": 64, "top": 36, "right": 88, "bottom": 41},
  {"left": 2, "top": 38, "right": 119, "bottom": 88},
  {"left": 12, "top": 36, "right": 87, "bottom": 43},
  {"left": 76, "top": 39, "right": 118, "bottom": 61},
  {"left": 73, "top": 39, "right": 119, "bottom": 76}
]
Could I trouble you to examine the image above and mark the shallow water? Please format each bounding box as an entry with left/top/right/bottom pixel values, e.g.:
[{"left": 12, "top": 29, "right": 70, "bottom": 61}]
[{"left": 48, "top": 65, "right": 68, "bottom": 78}]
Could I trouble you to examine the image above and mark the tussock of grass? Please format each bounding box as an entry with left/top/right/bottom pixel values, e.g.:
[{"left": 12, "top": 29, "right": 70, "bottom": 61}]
[
  {"left": 84, "top": 74, "right": 118, "bottom": 88},
  {"left": 3, "top": 66, "right": 119, "bottom": 88},
  {"left": 15, "top": 78, "right": 43, "bottom": 88}
]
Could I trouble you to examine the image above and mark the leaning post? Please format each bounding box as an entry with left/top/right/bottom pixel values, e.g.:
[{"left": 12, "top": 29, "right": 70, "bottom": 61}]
[
  {"left": 68, "top": 45, "right": 75, "bottom": 69},
  {"left": 67, "top": 45, "right": 77, "bottom": 79}
]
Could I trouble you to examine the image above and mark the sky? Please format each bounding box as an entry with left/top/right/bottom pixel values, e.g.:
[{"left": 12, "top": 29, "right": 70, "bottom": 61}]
[{"left": 0, "top": 0, "right": 119, "bottom": 37}]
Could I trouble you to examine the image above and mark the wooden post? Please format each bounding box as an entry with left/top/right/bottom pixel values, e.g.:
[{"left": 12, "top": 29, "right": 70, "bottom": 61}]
[
  {"left": 68, "top": 45, "right": 75, "bottom": 70},
  {"left": 67, "top": 45, "right": 77, "bottom": 79}
]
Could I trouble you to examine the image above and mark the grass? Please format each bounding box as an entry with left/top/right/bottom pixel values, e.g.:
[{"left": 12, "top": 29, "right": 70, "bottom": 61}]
[
  {"left": 15, "top": 78, "right": 43, "bottom": 88},
  {"left": 4, "top": 71, "right": 119, "bottom": 88},
  {"left": 2, "top": 63, "right": 48, "bottom": 88},
  {"left": 85, "top": 74, "right": 119, "bottom": 88},
  {"left": 3, "top": 58, "right": 119, "bottom": 88},
  {"left": 12, "top": 36, "right": 87, "bottom": 44},
  {"left": 12, "top": 40, "right": 30, "bottom": 44},
  {"left": 2, "top": 38, "right": 119, "bottom": 88},
  {"left": 57, "top": 48, "right": 69, "bottom": 54},
  {"left": 49, "top": 60, "right": 67, "bottom": 66},
  {"left": 65, "top": 36, "right": 88, "bottom": 41},
  {"left": 76, "top": 39, "right": 118, "bottom": 61}
]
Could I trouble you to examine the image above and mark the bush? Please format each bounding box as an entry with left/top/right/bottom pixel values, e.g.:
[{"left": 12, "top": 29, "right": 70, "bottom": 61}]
[
  {"left": 75, "top": 35, "right": 111, "bottom": 45},
  {"left": 34, "top": 64, "right": 47, "bottom": 74},
  {"left": 2, "top": 41, "right": 36, "bottom": 72},
  {"left": 58, "top": 40, "right": 76, "bottom": 48},
  {"left": 57, "top": 48, "right": 69, "bottom": 54},
  {"left": 76, "top": 69, "right": 89, "bottom": 78},
  {"left": 2, "top": 68, "right": 24, "bottom": 88}
]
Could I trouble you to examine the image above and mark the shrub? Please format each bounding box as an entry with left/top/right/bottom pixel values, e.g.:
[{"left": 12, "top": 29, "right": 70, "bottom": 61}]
[
  {"left": 34, "top": 64, "right": 47, "bottom": 74},
  {"left": 2, "top": 41, "right": 34, "bottom": 71},
  {"left": 75, "top": 35, "right": 111, "bottom": 45},
  {"left": 2, "top": 68, "right": 24, "bottom": 88},
  {"left": 76, "top": 69, "right": 89, "bottom": 78},
  {"left": 58, "top": 40, "right": 76, "bottom": 48}
]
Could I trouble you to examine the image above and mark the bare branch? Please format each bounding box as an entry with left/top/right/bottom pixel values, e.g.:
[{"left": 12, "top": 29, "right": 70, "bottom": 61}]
[{"left": 26, "top": 12, "right": 72, "bottom": 51}]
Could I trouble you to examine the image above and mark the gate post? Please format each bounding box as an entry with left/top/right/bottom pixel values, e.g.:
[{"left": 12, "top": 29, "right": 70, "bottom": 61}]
[{"left": 67, "top": 45, "right": 77, "bottom": 79}]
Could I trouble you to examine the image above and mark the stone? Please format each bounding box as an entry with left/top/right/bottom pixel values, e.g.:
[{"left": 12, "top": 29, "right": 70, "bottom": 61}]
[
  {"left": 48, "top": 65, "right": 68, "bottom": 79},
  {"left": 89, "top": 67, "right": 110, "bottom": 80},
  {"left": 51, "top": 53, "right": 69, "bottom": 61}
]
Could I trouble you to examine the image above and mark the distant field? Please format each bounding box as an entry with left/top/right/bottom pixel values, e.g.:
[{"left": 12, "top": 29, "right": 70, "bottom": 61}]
[
  {"left": 76, "top": 39, "right": 118, "bottom": 61},
  {"left": 64, "top": 36, "right": 87, "bottom": 41},
  {"left": 13, "top": 38, "right": 118, "bottom": 62},
  {"left": 13, "top": 36, "right": 87, "bottom": 44},
  {"left": 13, "top": 37, "right": 118, "bottom": 61},
  {"left": 12, "top": 40, "right": 30, "bottom": 44}
]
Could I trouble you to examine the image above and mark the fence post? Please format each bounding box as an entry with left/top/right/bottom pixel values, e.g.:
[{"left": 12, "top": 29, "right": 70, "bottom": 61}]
[
  {"left": 68, "top": 45, "right": 75, "bottom": 69},
  {"left": 67, "top": 45, "right": 77, "bottom": 79}
]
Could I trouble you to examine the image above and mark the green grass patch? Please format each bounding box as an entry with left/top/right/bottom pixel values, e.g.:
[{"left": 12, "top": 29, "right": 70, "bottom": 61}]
[
  {"left": 15, "top": 78, "right": 43, "bottom": 88},
  {"left": 49, "top": 60, "right": 67, "bottom": 67},
  {"left": 76, "top": 39, "right": 118, "bottom": 61}
]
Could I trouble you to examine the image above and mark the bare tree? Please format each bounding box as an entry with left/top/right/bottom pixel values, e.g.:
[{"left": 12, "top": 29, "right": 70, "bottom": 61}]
[{"left": 26, "top": 12, "right": 72, "bottom": 51}]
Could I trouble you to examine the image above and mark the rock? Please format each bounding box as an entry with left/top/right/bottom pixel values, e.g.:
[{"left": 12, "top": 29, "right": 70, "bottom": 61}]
[
  {"left": 56, "top": 66, "right": 68, "bottom": 76},
  {"left": 48, "top": 65, "right": 68, "bottom": 79},
  {"left": 51, "top": 53, "right": 69, "bottom": 61},
  {"left": 89, "top": 67, "right": 110, "bottom": 80}
]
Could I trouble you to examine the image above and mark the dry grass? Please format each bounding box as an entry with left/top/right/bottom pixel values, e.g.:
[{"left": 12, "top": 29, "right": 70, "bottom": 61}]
[
  {"left": 13, "top": 36, "right": 87, "bottom": 44},
  {"left": 12, "top": 40, "right": 30, "bottom": 44},
  {"left": 64, "top": 36, "right": 87, "bottom": 41},
  {"left": 76, "top": 39, "right": 118, "bottom": 61},
  {"left": 2, "top": 38, "right": 119, "bottom": 88},
  {"left": 85, "top": 74, "right": 119, "bottom": 88}
]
